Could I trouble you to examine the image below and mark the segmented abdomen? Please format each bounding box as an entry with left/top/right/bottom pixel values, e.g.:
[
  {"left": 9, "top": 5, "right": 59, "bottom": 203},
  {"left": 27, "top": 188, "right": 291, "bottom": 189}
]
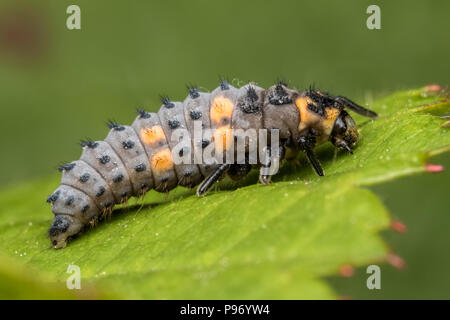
[{"left": 47, "top": 82, "right": 291, "bottom": 226}]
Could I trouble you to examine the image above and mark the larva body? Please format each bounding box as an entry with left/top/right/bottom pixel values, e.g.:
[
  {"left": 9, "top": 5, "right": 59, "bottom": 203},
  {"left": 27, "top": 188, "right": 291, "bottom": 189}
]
[{"left": 47, "top": 81, "right": 377, "bottom": 248}]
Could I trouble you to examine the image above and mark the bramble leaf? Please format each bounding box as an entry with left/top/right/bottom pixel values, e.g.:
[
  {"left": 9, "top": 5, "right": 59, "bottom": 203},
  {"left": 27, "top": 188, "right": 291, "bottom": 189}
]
[{"left": 0, "top": 87, "right": 448, "bottom": 299}]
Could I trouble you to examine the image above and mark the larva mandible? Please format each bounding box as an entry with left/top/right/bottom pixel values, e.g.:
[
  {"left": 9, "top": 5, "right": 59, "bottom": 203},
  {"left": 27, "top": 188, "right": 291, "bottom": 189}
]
[{"left": 46, "top": 81, "right": 378, "bottom": 248}]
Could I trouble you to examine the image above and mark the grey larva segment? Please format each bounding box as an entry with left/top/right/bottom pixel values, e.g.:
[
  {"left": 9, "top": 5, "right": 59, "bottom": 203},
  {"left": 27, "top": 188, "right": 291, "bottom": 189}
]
[
  {"left": 79, "top": 140, "right": 133, "bottom": 201},
  {"left": 131, "top": 112, "right": 178, "bottom": 192},
  {"left": 51, "top": 185, "right": 98, "bottom": 223},
  {"left": 158, "top": 101, "right": 203, "bottom": 187},
  {"left": 263, "top": 84, "right": 301, "bottom": 141},
  {"left": 182, "top": 91, "right": 211, "bottom": 132},
  {"left": 104, "top": 125, "right": 154, "bottom": 195},
  {"left": 183, "top": 91, "right": 218, "bottom": 177},
  {"left": 60, "top": 160, "right": 114, "bottom": 211},
  {"left": 232, "top": 84, "right": 265, "bottom": 157},
  {"left": 234, "top": 84, "right": 265, "bottom": 130}
]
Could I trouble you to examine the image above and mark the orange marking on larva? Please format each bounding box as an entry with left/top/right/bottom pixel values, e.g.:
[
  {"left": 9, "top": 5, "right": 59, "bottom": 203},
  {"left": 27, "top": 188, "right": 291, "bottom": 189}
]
[
  {"left": 151, "top": 148, "right": 174, "bottom": 172},
  {"left": 210, "top": 96, "right": 234, "bottom": 125},
  {"left": 213, "top": 126, "right": 233, "bottom": 152},
  {"left": 295, "top": 97, "right": 315, "bottom": 130},
  {"left": 140, "top": 126, "right": 166, "bottom": 146},
  {"left": 322, "top": 107, "right": 340, "bottom": 135},
  {"left": 295, "top": 97, "right": 312, "bottom": 122}
]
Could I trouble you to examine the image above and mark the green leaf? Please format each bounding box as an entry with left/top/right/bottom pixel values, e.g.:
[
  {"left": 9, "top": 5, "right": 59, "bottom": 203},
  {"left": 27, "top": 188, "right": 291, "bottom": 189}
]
[
  {"left": 0, "top": 253, "right": 114, "bottom": 299},
  {"left": 0, "top": 87, "right": 448, "bottom": 299}
]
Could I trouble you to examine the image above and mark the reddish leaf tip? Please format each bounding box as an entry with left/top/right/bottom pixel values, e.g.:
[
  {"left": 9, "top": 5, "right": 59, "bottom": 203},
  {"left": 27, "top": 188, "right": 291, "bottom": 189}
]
[
  {"left": 391, "top": 220, "right": 407, "bottom": 233},
  {"left": 426, "top": 84, "right": 442, "bottom": 92},
  {"left": 425, "top": 163, "right": 444, "bottom": 173},
  {"left": 339, "top": 264, "right": 355, "bottom": 277},
  {"left": 386, "top": 253, "right": 406, "bottom": 270}
]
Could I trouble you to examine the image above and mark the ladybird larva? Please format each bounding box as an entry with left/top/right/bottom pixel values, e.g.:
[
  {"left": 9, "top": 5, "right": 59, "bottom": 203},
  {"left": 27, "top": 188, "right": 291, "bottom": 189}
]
[{"left": 47, "top": 81, "right": 377, "bottom": 248}]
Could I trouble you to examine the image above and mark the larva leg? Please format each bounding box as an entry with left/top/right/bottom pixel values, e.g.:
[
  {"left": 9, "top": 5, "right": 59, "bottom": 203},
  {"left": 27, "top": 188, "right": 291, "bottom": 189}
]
[
  {"left": 196, "top": 163, "right": 230, "bottom": 197},
  {"left": 259, "top": 145, "right": 286, "bottom": 185},
  {"left": 297, "top": 130, "right": 324, "bottom": 177}
]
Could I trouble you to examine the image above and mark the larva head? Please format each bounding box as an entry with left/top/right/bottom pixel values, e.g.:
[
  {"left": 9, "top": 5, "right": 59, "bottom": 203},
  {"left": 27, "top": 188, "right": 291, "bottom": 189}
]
[
  {"left": 330, "top": 110, "right": 358, "bottom": 153},
  {"left": 48, "top": 215, "right": 83, "bottom": 249}
]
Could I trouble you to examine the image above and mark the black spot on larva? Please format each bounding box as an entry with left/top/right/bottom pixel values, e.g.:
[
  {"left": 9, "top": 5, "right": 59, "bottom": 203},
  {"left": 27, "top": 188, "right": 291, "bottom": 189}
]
[
  {"left": 99, "top": 155, "right": 110, "bottom": 164},
  {"left": 188, "top": 87, "right": 200, "bottom": 99},
  {"left": 268, "top": 83, "right": 292, "bottom": 105},
  {"left": 220, "top": 80, "right": 230, "bottom": 91},
  {"left": 46, "top": 190, "right": 60, "bottom": 203},
  {"left": 168, "top": 119, "right": 180, "bottom": 129},
  {"left": 190, "top": 110, "right": 202, "bottom": 120},
  {"left": 204, "top": 164, "right": 211, "bottom": 170},
  {"left": 80, "top": 140, "right": 98, "bottom": 149},
  {"left": 107, "top": 121, "right": 125, "bottom": 131},
  {"left": 113, "top": 174, "right": 124, "bottom": 183},
  {"left": 65, "top": 195, "right": 75, "bottom": 206},
  {"left": 137, "top": 109, "right": 151, "bottom": 119},
  {"left": 96, "top": 186, "right": 105, "bottom": 197},
  {"left": 140, "top": 183, "right": 148, "bottom": 190},
  {"left": 79, "top": 173, "right": 90, "bottom": 183},
  {"left": 161, "top": 176, "right": 169, "bottom": 183},
  {"left": 120, "top": 191, "right": 128, "bottom": 198},
  {"left": 48, "top": 215, "right": 70, "bottom": 237},
  {"left": 58, "top": 163, "right": 76, "bottom": 172},
  {"left": 122, "top": 140, "right": 135, "bottom": 150},
  {"left": 183, "top": 170, "right": 193, "bottom": 177},
  {"left": 240, "top": 101, "right": 260, "bottom": 113},
  {"left": 104, "top": 202, "right": 112, "bottom": 208},
  {"left": 81, "top": 205, "right": 90, "bottom": 213},
  {"left": 201, "top": 139, "right": 210, "bottom": 148},
  {"left": 178, "top": 147, "right": 190, "bottom": 157},
  {"left": 307, "top": 103, "right": 325, "bottom": 116},
  {"left": 161, "top": 96, "right": 175, "bottom": 108},
  {"left": 135, "top": 163, "right": 146, "bottom": 172}
]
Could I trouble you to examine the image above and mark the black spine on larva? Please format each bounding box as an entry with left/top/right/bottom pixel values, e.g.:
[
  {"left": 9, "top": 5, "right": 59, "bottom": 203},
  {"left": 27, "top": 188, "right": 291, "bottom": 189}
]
[
  {"left": 220, "top": 80, "right": 230, "bottom": 91},
  {"left": 137, "top": 109, "right": 151, "bottom": 119},
  {"left": 188, "top": 87, "right": 200, "bottom": 99},
  {"left": 268, "top": 83, "right": 292, "bottom": 105},
  {"left": 161, "top": 96, "right": 175, "bottom": 109},
  {"left": 80, "top": 139, "right": 99, "bottom": 149}
]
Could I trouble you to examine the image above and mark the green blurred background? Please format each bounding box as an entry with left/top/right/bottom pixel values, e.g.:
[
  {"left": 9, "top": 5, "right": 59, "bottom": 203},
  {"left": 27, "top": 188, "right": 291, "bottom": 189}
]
[{"left": 0, "top": 0, "right": 449, "bottom": 298}]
